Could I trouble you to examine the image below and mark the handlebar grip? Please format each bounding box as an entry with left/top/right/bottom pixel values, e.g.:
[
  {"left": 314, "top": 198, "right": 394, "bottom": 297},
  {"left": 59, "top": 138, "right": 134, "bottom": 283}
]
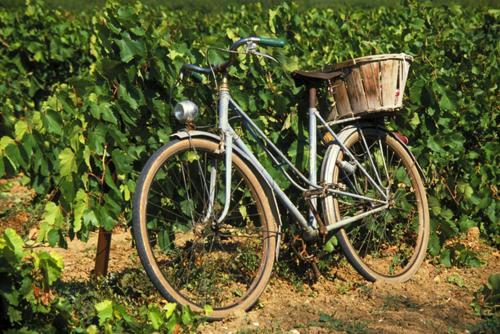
[{"left": 258, "top": 37, "right": 286, "bottom": 48}]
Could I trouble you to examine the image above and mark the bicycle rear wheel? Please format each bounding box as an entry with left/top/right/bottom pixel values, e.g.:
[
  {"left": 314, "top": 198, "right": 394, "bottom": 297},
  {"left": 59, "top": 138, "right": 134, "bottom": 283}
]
[
  {"left": 133, "top": 138, "right": 277, "bottom": 318},
  {"left": 321, "top": 127, "right": 429, "bottom": 282}
]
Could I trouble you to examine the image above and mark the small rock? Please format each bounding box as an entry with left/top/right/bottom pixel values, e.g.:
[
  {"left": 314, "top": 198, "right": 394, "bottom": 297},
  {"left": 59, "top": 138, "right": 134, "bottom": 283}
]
[
  {"left": 252, "top": 322, "right": 259, "bottom": 327},
  {"left": 289, "top": 330, "right": 300, "bottom": 334},
  {"left": 28, "top": 228, "right": 38, "bottom": 240},
  {"left": 231, "top": 309, "right": 246, "bottom": 320},
  {"left": 467, "top": 227, "right": 480, "bottom": 241}
]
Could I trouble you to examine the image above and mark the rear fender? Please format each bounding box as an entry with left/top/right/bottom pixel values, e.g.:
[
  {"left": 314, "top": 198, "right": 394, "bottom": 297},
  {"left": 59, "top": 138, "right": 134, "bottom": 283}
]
[
  {"left": 322, "top": 125, "right": 426, "bottom": 183},
  {"left": 170, "top": 130, "right": 284, "bottom": 259}
]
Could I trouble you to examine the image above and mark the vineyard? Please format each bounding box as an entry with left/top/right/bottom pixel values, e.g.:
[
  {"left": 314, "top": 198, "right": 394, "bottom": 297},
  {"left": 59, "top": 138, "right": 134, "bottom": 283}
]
[{"left": 0, "top": 0, "right": 498, "bottom": 332}]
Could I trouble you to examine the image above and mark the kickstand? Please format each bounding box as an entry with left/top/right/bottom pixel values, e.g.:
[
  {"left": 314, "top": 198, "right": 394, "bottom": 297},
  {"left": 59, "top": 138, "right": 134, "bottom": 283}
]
[
  {"left": 290, "top": 235, "right": 322, "bottom": 281},
  {"left": 310, "top": 260, "right": 321, "bottom": 281}
]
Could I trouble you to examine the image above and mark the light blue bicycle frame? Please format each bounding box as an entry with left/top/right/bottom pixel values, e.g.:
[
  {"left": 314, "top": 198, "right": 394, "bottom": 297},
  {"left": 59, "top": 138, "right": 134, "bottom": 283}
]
[{"left": 212, "top": 78, "right": 389, "bottom": 240}]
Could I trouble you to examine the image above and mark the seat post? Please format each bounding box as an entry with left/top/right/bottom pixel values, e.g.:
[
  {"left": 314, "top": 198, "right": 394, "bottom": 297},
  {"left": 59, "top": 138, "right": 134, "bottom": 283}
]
[
  {"left": 308, "top": 85, "right": 318, "bottom": 229},
  {"left": 308, "top": 86, "right": 317, "bottom": 109}
]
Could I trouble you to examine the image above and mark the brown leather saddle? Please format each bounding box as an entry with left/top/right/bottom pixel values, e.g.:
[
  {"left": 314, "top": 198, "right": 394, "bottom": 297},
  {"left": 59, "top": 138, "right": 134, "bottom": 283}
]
[{"left": 292, "top": 69, "right": 344, "bottom": 86}]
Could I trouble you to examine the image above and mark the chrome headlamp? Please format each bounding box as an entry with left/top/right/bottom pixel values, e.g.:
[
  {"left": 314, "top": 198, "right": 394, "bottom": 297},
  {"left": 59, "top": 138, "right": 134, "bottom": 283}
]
[{"left": 174, "top": 100, "right": 199, "bottom": 123}]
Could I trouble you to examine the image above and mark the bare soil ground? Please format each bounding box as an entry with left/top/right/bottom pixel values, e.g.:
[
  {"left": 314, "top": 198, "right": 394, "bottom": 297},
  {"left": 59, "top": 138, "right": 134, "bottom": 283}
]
[
  {"left": 0, "top": 178, "right": 498, "bottom": 333},
  {"left": 33, "top": 228, "right": 498, "bottom": 334}
]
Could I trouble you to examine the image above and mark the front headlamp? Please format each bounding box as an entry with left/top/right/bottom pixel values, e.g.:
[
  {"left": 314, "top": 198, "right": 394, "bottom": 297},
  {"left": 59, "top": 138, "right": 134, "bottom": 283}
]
[{"left": 174, "top": 100, "right": 199, "bottom": 123}]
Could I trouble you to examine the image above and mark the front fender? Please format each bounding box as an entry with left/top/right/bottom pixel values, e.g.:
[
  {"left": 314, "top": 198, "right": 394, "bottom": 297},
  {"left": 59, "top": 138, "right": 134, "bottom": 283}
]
[
  {"left": 170, "top": 129, "right": 222, "bottom": 143},
  {"left": 170, "top": 130, "right": 284, "bottom": 259}
]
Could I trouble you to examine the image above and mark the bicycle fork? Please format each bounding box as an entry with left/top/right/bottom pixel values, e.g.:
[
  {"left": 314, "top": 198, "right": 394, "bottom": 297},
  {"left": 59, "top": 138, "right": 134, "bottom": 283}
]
[{"left": 205, "top": 77, "right": 233, "bottom": 224}]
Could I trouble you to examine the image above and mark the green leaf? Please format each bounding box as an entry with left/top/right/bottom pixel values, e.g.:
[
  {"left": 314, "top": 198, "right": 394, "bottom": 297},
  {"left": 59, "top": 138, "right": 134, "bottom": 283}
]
[
  {"left": 59, "top": 148, "right": 77, "bottom": 177},
  {"left": 488, "top": 274, "right": 500, "bottom": 291},
  {"left": 0, "top": 136, "right": 15, "bottom": 149},
  {"left": 181, "top": 305, "right": 194, "bottom": 325},
  {"left": 323, "top": 235, "right": 338, "bottom": 253},
  {"left": 43, "top": 110, "right": 63, "bottom": 136},
  {"left": 38, "top": 251, "right": 64, "bottom": 286},
  {"left": 427, "top": 137, "right": 443, "bottom": 153},
  {"left": 157, "top": 229, "right": 172, "bottom": 251},
  {"left": 39, "top": 202, "right": 65, "bottom": 244},
  {"left": 96, "top": 205, "right": 115, "bottom": 231},
  {"left": 104, "top": 169, "right": 121, "bottom": 197},
  {"left": 7, "top": 307, "right": 22, "bottom": 323},
  {"left": 4, "top": 143, "right": 23, "bottom": 170},
  {"left": 440, "top": 249, "right": 452, "bottom": 267},
  {"left": 164, "top": 303, "right": 176, "bottom": 319},
  {"left": 486, "top": 202, "right": 496, "bottom": 223},
  {"left": 3, "top": 228, "right": 25, "bottom": 262},
  {"left": 428, "top": 196, "right": 441, "bottom": 215},
  {"left": 3, "top": 290, "right": 20, "bottom": 307},
  {"left": 0, "top": 158, "right": 4, "bottom": 177},
  {"left": 14, "top": 120, "right": 29, "bottom": 140},
  {"left": 47, "top": 229, "right": 60, "bottom": 247},
  {"left": 458, "top": 217, "right": 476, "bottom": 233},
  {"left": 409, "top": 113, "right": 420, "bottom": 128},
  {"left": 42, "top": 202, "right": 64, "bottom": 228},
  {"left": 96, "top": 58, "right": 122, "bottom": 79},
  {"left": 457, "top": 182, "right": 474, "bottom": 200},
  {"left": 101, "top": 104, "right": 118, "bottom": 124},
  {"left": 95, "top": 300, "right": 114, "bottom": 325},
  {"left": 446, "top": 273, "right": 465, "bottom": 288},
  {"left": 204, "top": 305, "right": 213, "bottom": 316},
  {"left": 180, "top": 200, "right": 192, "bottom": 217},
  {"left": 438, "top": 92, "right": 457, "bottom": 111},
  {"left": 148, "top": 305, "right": 163, "bottom": 330},
  {"left": 83, "top": 210, "right": 99, "bottom": 228},
  {"left": 115, "top": 34, "right": 146, "bottom": 63},
  {"left": 184, "top": 151, "right": 200, "bottom": 163},
  {"left": 73, "top": 189, "right": 88, "bottom": 233},
  {"left": 428, "top": 232, "right": 441, "bottom": 256},
  {"left": 239, "top": 205, "right": 248, "bottom": 220},
  {"left": 111, "top": 149, "right": 132, "bottom": 174}
]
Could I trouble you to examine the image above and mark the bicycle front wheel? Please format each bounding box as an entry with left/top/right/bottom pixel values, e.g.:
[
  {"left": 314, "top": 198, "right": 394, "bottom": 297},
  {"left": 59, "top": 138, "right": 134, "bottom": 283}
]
[
  {"left": 133, "top": 137, "right": 277, "bottom": 318},
  {"left": 321, "top": 127, "right": 429, "bottom": 282}
]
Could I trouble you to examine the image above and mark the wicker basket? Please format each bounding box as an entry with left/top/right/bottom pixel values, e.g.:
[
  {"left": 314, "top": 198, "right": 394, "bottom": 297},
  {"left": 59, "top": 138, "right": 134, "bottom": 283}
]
[{"left": 325, "top": 54, "right": 413, "bottom": 121}]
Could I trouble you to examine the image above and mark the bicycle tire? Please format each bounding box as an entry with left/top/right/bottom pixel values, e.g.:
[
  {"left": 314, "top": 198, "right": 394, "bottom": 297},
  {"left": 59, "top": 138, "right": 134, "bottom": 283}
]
[
  {"left": 133, "top": 137, "right": 277, "bottom": 318},
  {"left": 321, "top": 127, "right": 429, "bottom": 282}
]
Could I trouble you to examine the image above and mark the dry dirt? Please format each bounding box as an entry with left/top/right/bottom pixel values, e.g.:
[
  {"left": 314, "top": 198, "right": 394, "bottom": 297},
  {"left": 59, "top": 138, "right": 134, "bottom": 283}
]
[
  {"left": 0, "top": 178, "right": 36, "bottom": 235},
  {"left": 35, "top": 228, "right": 499, "bottom": 334}
]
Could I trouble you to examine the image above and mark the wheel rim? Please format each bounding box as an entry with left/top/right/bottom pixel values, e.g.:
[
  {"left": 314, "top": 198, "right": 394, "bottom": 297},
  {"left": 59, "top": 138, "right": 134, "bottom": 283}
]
[
  {"left": 334, "top": 131, "right": 425, "bottom": 278},
  {"left": 141, "top": 142, "right": 269, "bottom": 309}
]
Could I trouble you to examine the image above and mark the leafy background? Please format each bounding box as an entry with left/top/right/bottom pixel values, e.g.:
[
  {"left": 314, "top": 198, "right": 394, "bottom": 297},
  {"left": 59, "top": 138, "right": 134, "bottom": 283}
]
[
  {"left": 0, "top": 0, "right": 498, "bottom": 267},
  {"left": 0, "top": 0, "right": 498, "bottom": 332}
]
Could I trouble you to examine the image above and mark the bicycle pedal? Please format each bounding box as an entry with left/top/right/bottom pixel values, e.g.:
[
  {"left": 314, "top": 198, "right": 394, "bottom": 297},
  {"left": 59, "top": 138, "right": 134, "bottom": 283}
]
[{"left": 322, "top": 132, "right": 334, "bottom": 145}]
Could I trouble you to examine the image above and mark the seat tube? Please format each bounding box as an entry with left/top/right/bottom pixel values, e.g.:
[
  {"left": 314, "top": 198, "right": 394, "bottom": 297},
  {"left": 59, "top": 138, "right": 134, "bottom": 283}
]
[
  {"left": 217, "top": 76, "right": 233, "bottom": 223},
  {"left": 308, "top": 86, "right": 318, "bottom": 228}
]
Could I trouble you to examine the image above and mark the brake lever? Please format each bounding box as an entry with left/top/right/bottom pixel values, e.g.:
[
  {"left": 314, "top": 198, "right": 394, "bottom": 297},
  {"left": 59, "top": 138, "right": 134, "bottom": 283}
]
[
  {"left": 251, "top": 49, "right": 279, "bottom": 63},
  {"left": 245, "top": 42, "right": 279, "bottom": 63}
]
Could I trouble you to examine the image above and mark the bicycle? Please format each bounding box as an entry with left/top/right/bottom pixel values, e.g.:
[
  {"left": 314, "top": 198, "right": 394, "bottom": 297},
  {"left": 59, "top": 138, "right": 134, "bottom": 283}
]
[{"left": 132, "top": 36, "right": 430, "bottom": 319}]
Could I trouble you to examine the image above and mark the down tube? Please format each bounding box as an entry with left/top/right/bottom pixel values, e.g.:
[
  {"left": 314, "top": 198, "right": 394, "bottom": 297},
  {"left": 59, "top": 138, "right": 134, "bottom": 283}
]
[{"left": 232, "top": 136, "right": 316, "bottom": 237}]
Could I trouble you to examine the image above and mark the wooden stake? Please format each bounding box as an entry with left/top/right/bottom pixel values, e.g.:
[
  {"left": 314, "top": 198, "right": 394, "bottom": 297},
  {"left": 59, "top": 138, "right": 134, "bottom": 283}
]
[{"left": 94, "top": 228, "right": 112, "bottom": 277}]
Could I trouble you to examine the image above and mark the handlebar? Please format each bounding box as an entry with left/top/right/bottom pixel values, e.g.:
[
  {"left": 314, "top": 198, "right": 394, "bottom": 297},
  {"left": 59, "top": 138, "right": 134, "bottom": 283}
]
[{"left": 181, "top": 36, "right": 286, "bottom": 76}]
